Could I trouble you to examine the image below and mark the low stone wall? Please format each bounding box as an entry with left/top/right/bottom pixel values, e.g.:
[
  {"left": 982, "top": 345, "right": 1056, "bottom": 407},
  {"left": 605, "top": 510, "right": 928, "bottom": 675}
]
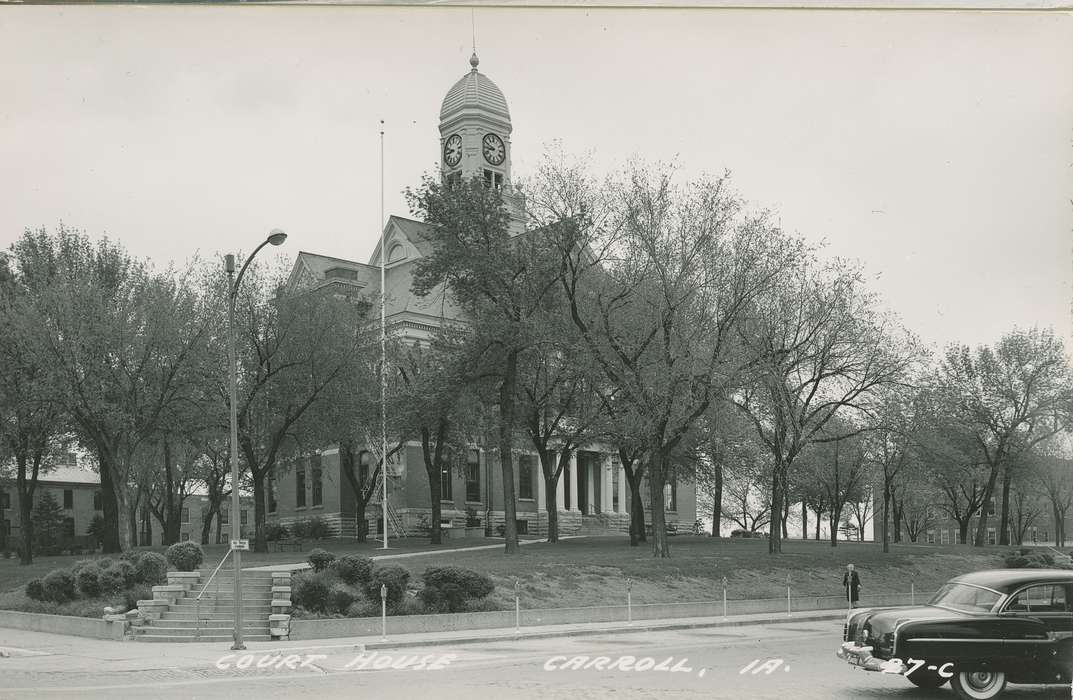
[
  {"left": 0, "top": 609, "right": 126, "bottom": 640},
  {"left": 289, "top": 592, "right": 933, "bottom": 640}
]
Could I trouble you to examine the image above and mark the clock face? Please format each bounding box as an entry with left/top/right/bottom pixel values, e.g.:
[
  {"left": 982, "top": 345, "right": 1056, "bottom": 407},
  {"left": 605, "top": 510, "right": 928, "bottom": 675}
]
[
  {"left": 482, "top": 133, "right": 506, "bottom": 166},
  {"left": 443, "top": 134, "right": 463, "bottom": 168}
]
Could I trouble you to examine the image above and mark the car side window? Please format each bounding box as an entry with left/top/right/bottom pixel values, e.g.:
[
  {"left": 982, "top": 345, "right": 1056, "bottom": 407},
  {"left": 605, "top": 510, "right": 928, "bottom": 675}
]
[{"left": 1005, "top": 584, "right": 1068, "bottom": 614}]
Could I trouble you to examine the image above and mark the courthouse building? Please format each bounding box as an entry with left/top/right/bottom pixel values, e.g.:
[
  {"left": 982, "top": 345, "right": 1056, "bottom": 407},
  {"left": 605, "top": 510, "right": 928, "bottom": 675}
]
[{"left": 270, "top": 54, "right": 696, "bottom": 539}]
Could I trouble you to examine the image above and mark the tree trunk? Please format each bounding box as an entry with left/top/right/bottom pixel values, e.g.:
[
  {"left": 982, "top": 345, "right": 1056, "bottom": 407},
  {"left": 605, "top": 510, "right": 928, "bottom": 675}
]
[
  {"left": 768, "top": 463, "right": 785, "bottom": 554},
  {"left": 801, "top": 503, "right": 807, "bottom": 540},
  {"left": 781, "top": 498, "right": 789, "bottom": 539},
  {"left": 420, "top": 426, "right": 445, "bottom": 546},
  {"left": 252, "top": 470, "right": 267, "bottom": 553},
  {"left": 16, "top": 462, "right": 35, "bottom": 565},
  {"left": 648, "top": 452, "right": 669, "bottom": 558},
  {"left": 545, "top": 476, "right": 560, "bottom": 543},
  {"left": 882, "top": 480, "right": 891, "bottom": 553},
  {"left": 710, "top": 442, "right": 723, "bottom": 538},
  {"left": 998, "top": 465, "right": 1012, "bottom": 546},
  {"left": 200, "top": 504, "right": 216, "bottom": 545},
  {"left": 98, "top": 453, "right": 122, "bottom": 553},
  {"left": 497, "top": 349, "right": 520, "bottom": 554},
  {"left": 815, "top": 510, "right": 821, "bottom": 540},
  {"left": 829, "top": 502, "right": 840, "bottom": 548},
  {"left": 621, "top": 451, "right": 646, "bottom": 546}
]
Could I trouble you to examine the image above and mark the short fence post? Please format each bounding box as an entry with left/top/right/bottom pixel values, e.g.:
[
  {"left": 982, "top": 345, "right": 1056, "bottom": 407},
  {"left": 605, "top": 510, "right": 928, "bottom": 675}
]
[
  {"left": 380, "top": 584, "right": 387, "bottom": 641},
  {"left": 786, "top": 573, "right": 792, "bottom": 617},
  {"left": 626, "top": 577, "right": 633, "bottom": 626},
  {"left": 721, "top": 576, "right": 728, "bottom": 621},
  {"left": 514, "top": 579, "right": 521, "bottom": 634},
  {"left": 911, "top": 580, "right": 915, "bottom": 606}
]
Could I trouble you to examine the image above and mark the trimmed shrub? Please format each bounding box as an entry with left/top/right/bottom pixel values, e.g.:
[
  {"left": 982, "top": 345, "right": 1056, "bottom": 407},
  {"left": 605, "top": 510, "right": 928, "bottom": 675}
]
[
  {"left": 328, "top": 583, "right": 358, "bottom": 614},
  {"left": 99, "top": 565, "right": 128, "bottom": 595},
  {"left": 132, "top": 551, "right": 168, "bottom": 585},
  {"left": 290, "top": 520, "right": 311, "bottom": 539},
  {"left": 419, "top": 566, "right": 495, "bottom": 613},
  {"left": 292, "top": 571, "right": 335, "bottom": 614},
  {"left": 308, "top": 548, "right": 336, "bottom": 573},
  {"left": 25, "top": 578, "right": 46, "bottom": 601},
  {"left": 264, "top": 522, "right": 289, "bottom": 542},
  {"left": 42, "top": 569, "right": 77, "bottom": 603},
  {"left": 306, "top": 517, "right": 330, "bottom": 540},
  {"left": 333, "top": 555, "right": 373, "bottom": 586},
  {"left": 71, "top": 559, "right": 97, "bottom": 578},
  {"left": 363, "top": 564, "right": 410, "bottom": 608},
  {"left": 165, "top": 541, "right": 204, "bottom": 572},
  {"left": 110, "top": 560, "right": 137, "bottom": 588},
  {"left": 76, "top": 565, "right": 103, "bottom": 597}
]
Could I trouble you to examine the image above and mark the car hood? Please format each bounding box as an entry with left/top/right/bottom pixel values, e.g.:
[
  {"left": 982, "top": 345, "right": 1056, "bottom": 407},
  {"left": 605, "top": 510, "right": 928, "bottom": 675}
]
[{"left": 848, "top": 605, "right": 973, "bottom": 641}]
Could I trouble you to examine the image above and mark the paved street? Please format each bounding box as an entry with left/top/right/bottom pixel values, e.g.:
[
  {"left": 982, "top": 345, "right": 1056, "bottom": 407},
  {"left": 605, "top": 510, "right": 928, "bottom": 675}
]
[{"left": 2, "top": 620, "right": 1069, "bottom": 700}]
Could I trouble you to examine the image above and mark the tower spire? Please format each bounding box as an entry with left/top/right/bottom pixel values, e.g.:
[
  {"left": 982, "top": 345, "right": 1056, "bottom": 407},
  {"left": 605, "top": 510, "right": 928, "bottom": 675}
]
[{"left": 470, "top": 9, "right": 479, "bottom": 71}]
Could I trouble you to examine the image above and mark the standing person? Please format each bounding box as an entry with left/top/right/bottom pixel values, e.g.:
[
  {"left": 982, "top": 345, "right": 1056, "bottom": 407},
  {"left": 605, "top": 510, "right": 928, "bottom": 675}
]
[{"left": 843, "top": 564, "right": 862, "bottom": 608}]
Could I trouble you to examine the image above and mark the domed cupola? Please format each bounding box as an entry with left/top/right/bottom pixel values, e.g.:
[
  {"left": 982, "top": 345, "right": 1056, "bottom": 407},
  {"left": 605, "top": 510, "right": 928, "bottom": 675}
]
[{"left": 439, "top": 53, "right": 513, "bottom": 190}]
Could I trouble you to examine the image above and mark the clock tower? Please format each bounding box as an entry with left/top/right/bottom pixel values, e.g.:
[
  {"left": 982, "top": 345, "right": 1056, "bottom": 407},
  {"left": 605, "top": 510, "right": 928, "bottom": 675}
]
[{"left": 439, "top": 53, "right": 523, "bottom": 231}]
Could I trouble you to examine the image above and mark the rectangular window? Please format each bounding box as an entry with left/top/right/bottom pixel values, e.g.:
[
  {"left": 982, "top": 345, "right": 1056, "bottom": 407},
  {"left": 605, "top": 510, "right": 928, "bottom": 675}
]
[
  {"left": 181, "top": 532, "right": 189, "bottom": 542},
  {"left": 666, "top": 469, "right": 678, "bottom": 512},
  {"left": 987, "top": 499, "right": 996, "bottom": 516},
  {"left": 1, "top": 491, "right": 10, "bottom": 509},
  {"left": 93, "top": 491, "right": 102, "bottom": 511},
  {"left": 241, "top": 509, "right": 248, "bottom": 525},
  {"left": 358, "top": 451, "right": 370, "bottom": 485},
  {"left": 221, "top": 509, "right": 229, "bottom": 525},
  {"left": 296, "top": 463, "right": 306, "bottom": 508},
  {"left": 311, "top": 454, "right": 323, "bottom": 507},
  {"left": 268, "top": 472, "right": 277, "bottom": 514},
  {"left": 954, "top": 530, "right": 962, "bottom": 544},
  {"left": 987, "top": 527, "right": 997, "bottom": 545},
  {"left": 63, "top": 489, "right": 73, "bottom": 509},
  {"left": 926, "top": 530, "right": 935, "bottom": 544},
  {"left": 518, "top": 455, "right": 534, "bottom": 500},
  {"left": 516, "top": 519, "right": 529, "bottom": 535},
  {"left": 181, "top": 507, "right": 190, "bottom": 524},
  {"left": 465, "top": 450, "right": 480, "bottom": 502},
  {"left": 440, "top": 462, "right": 453, "bottom": 501},
  {"left": 940, "top": 529, "right": 949, "bottom": 545}
]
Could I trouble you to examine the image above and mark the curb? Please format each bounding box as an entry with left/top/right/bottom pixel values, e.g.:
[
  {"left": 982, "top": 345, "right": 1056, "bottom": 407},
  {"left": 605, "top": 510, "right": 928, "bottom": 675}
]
[{"left": 358, "top": 611, "right": 846, "bottom": 650}]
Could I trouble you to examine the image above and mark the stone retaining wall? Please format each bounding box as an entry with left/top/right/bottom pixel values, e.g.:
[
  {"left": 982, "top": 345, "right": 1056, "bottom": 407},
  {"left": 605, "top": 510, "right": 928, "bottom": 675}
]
[{"left": 0, "top": 609, "right": 126, "bottom": 640}]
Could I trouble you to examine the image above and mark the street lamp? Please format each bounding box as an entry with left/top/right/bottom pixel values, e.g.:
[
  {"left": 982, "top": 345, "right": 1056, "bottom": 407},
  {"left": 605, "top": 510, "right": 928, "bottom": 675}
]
[{"left": 225, "top": 228, "right": 287, "bottom": 651}]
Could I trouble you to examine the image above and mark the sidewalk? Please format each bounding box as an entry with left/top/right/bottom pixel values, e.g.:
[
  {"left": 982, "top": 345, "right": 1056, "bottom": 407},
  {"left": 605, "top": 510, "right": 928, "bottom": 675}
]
[{"left": 0, "top": 607, "right": 848, "bottom": 686}]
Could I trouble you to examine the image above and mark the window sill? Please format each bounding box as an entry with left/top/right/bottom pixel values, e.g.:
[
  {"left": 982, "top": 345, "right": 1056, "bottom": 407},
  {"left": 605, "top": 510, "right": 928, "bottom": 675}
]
[
  {"left": 464, "top": 501, "right": 484, "bottom": 507},
  {"left": 518, "top": 498, "right": 535, "bottom": 503}
]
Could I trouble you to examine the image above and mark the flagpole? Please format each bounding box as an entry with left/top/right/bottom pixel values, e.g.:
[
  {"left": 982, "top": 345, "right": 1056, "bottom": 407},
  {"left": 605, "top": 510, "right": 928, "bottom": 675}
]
[{"left": 380, "top": 119, "right": 389, "bottom": 551}]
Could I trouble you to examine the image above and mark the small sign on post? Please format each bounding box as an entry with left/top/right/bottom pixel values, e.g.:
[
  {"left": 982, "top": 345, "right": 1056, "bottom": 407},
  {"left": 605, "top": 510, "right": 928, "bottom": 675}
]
[
  {"left": 721, "top": 576, "right": 728, "bottom": 620},
  {"left": 380, "top": 584, "right": 388, "bottom": 641},
  {"left": 626, "top": 577, "right": 633, "bottom": 626},
  {"left": 786, "top": 573, "right": 792, "bottom": 617},
  {"left": 230, "top": 539, "right": 249, "bottom": 551},
  {"left": 514, "top": 580, "right": 521, "bottom": 634}
]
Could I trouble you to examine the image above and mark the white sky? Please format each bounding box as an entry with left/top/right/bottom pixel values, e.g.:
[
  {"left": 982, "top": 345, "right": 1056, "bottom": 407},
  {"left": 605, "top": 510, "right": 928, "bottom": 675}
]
[{"left": 1, "top": 7, "right": 1070, "bottom": 353}]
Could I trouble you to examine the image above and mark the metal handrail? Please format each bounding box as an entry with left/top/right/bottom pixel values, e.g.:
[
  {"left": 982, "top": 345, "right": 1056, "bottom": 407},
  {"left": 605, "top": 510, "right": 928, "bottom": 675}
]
[{"left": 195, "top": 549, "right": 232, "bottom": 640}]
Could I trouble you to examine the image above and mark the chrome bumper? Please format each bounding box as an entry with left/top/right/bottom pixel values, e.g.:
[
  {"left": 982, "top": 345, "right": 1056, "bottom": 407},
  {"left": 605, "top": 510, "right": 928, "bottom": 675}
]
[{"left": 836, "top": 642, "right": 906, "bottom": 674}]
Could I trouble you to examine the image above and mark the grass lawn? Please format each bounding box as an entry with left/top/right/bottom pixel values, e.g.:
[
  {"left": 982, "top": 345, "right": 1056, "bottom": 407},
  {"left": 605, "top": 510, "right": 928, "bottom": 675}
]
[{"left": 0, "top": 535, "right": 1044, "bottom": 614}]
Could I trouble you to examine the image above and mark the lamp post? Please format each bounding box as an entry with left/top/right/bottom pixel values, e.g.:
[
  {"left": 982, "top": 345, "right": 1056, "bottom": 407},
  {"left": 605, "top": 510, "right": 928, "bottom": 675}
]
[{"left": 225, "top": 229, "right": 287, "bottom": 651}]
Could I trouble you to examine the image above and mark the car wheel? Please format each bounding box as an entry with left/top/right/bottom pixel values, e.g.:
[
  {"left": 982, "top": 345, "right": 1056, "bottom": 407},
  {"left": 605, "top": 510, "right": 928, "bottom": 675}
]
[
  {"left": 950, "top": 669, "right": 1007, "bottom": 700},
  {"left": 906, "top": 669, "right": 948, "bottom": 689}
]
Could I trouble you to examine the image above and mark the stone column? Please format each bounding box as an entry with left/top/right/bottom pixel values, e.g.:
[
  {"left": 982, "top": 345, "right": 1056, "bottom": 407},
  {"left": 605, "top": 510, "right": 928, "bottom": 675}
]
[
  {"left": 556, "top": 453, "right": 566, "bottom": 511},
  {"left": 601, "top": 454, "right": 612, "bottom": 513},
  {"left": 568, "top": 452, "right": 579, "bottom": 512},
  {"left": 617, "top": 463, "right": 628, "bottom": 514}
]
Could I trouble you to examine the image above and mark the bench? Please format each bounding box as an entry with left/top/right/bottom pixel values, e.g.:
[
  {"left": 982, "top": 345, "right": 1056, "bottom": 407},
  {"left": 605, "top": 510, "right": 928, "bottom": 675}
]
[
  {"left": 644, "top": 524, "right": 680, "bottom": 536},
  {"left": 270, "top": 538, "right": 304, "bottom": 552}
]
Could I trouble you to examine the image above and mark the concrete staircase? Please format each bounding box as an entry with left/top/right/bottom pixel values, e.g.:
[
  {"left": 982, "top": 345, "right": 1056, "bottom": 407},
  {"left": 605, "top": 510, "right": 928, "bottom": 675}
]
[{"left": 132, "top": 569, "right": 292, "bottom": 643}]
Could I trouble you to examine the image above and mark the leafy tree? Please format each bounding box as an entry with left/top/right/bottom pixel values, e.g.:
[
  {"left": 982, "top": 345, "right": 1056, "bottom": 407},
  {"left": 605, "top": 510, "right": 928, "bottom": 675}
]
[
  {"left": 734, "top": 255, "right": 919, "bottom": 554},
  {"left": 407, "top": 175, "right": 563, "bottom": 554},
  {"left": 798, "top": 423, "right": 870, "bottom": 547},
  {"left": 528, "top": 158, "right": 799, "bottom": 557},
  {"left": 937, "top": 328, "right": 1072, "bottom": 546},
  {"left": 1030, "top": 433, "right": 1073, "bottom": 547},
  {"left": 31, "top": 490, "right": 64, "bottom": 552}
]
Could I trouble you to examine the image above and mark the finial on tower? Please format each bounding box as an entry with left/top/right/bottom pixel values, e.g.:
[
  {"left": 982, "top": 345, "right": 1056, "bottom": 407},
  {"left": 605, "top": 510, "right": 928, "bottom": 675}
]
[{"left": 469, "top": 52, "right": 479, "bottom": 71}]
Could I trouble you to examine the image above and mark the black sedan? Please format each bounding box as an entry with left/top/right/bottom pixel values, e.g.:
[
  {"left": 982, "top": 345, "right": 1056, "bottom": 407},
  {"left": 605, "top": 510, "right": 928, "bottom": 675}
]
[{"left": 836, "top": 569, "right": 1072, "bottom": 699}]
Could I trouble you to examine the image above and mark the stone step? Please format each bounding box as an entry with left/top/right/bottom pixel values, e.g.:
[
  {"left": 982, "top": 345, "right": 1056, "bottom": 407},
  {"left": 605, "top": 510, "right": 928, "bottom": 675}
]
[
  {"left": 144, "top": 622, "right": 270, "bottom": 631},
  {"left": 133, "top": 633, "right": 273, "bottom": 643}
]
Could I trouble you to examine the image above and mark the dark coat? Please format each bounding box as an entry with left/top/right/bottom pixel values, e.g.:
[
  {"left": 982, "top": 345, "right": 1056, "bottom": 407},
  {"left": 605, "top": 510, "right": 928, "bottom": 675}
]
[{"left": 843, "top": 570, "right": 861, "bottom": 602}]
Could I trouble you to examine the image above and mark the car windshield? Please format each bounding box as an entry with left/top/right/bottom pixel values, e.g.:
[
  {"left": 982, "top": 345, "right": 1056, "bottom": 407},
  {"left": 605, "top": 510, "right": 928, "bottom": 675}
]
[{"left": 928, "top": 583, "right": 1002, "bottom": 613}]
